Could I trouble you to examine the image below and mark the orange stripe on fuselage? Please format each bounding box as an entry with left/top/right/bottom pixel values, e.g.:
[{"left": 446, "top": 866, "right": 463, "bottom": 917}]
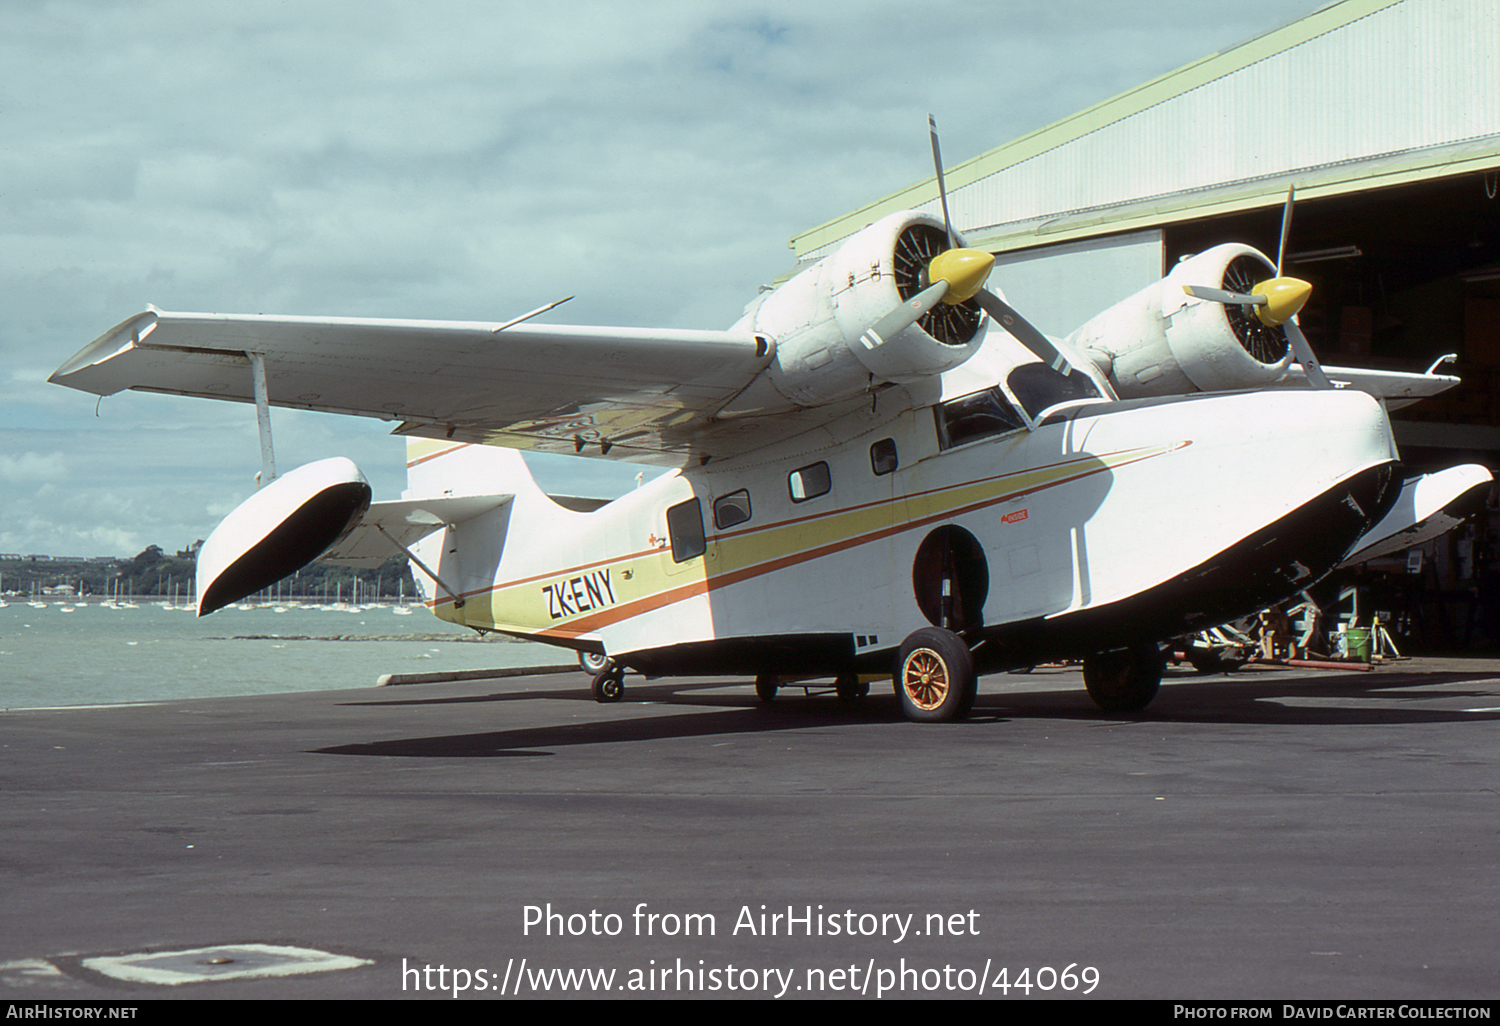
[{"left": 433, "top": 442, "right": 1184, "bottom": 637}]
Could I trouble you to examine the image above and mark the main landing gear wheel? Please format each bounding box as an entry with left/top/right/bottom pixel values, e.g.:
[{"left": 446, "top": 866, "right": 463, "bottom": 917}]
[
  {"left": 1082, "top": 643, "right": 1163, "bottom": 713},
  {"left": 894, "top": 627, "right": 976, "bottom": 723},
  {"left": 754, "top": 674, "right": 779, "bottom": 703},
  {"left": 590, "top": 666, "right": 625, "bottom": 703},
  {"left": 579, "top": 650, "right": 611, "bottom": 676},
  {"left": 835, "top": 674, "right": 869, "bottom": 703}
]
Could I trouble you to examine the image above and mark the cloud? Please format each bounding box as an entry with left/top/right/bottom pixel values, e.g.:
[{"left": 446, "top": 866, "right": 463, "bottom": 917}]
[
  {"left": 2, "top": 0, "right": 1328, "bottom": 553},
  {"left": 0, "top": 452, "right": 69, "bottom": 484}
]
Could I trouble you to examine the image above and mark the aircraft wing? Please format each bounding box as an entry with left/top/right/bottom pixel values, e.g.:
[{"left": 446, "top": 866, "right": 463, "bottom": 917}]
[
  {"left": 1280, "top": 363, "right": 1460, "bottom": 409},
  {"left": 49, "top": 307, "right": 790, "bottom": 466}
]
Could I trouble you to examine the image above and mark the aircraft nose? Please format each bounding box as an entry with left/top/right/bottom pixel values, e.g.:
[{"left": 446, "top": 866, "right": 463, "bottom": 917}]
[
  {"left": 1228, "top": 385, "right": 1396, "bottom": 468},
  {"left": 1241, "top": 386, "right": 1401, "bottom": 535}
]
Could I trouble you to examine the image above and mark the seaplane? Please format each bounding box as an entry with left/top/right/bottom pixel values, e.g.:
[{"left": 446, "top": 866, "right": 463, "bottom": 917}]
[{"left": 49, "top": 121, "right": 1491, "bottom": 721}]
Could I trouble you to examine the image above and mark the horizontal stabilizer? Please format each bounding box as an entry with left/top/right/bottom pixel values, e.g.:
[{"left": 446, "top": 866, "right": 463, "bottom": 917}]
[
  {"left": 1340, "top": 464, "right": 1493, "bottom": 567},
  {"left": 197, "top": 457, "right": 372, "bottom": 616},
  {"left": 321, "top": 494, "right": 514, "bottom": 568}
]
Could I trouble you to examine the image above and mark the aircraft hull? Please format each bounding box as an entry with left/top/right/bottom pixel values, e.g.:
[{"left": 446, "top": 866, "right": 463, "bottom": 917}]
[
  {"left": 618, "top": 462, "right": 1395, "bottom": 677},
  {"left": 417, "top": 388, "right": 1399, "bottom": 679},
  {"left": 974, "top": 460, "right": 1395, "bottom": 672}
]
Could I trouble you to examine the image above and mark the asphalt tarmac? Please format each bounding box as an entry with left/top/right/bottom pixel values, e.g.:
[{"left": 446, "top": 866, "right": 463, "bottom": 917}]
[{"left": 3, "top": 657, "right": 1498, "bottom": 1001}]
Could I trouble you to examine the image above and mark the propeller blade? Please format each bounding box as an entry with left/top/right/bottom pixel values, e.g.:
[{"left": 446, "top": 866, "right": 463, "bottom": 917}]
[
  {"left": 857, "top": 280, "right": 951, "bottom": 352},
  {"left": 1285, "top": 318, "right": 1333, "bottom": 389},
  {"left": 1183, "top": 284, "right": 1268, "bottom": 306},
  {"left": 928, "top": 114, "right": 958, "bottom": 250},
  {"left": 1276, "top": 184, "right": 1295, "bottom": 278},
  {"left": 973, "top": 287, "right": 1072, "bottom": 373},
  {"left": 1185, "top": 277, "right": 1313, "bottom": 326}
]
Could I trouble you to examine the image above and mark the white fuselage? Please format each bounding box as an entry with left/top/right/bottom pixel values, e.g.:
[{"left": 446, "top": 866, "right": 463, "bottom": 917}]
[{"left": 409, "top": 384, "right": 1398, "bottom": 675}]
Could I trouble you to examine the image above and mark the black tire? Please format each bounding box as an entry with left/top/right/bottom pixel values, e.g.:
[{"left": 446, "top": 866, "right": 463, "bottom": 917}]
[
  {"left": 835, "top": 674, "right": 869, "bottom": 702},
  {"left": 754, "top": 674, "right": 779, "bottom": 703},
  {"left": 1082, "top": 643, "right": 1162, "bottom": 712},
  {"left": 579, "top": 650, "right": 611, "bottom": 676},
  {"left": 1187, "top": 650, "right": 1222, "bottom": 675},
  {"left": 591, "top": 668, "right": 624, "bottom": 703},
  {"left": 893, "top": 627, "right": 976, "bottom": 722}
]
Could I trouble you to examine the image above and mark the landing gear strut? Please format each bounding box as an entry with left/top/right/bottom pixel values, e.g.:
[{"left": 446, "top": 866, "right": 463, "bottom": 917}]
[{"left": 1082, "top": 643, "right": 1163, "bottom": 712}]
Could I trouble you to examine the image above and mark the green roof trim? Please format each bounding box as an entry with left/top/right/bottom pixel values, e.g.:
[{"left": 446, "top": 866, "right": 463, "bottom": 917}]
[
  {"left": 791, "top": 0, "right": 1404, "bottom": 259},
  {"left": 968, "top": 133, "right": 1500, "bottom": 255}
]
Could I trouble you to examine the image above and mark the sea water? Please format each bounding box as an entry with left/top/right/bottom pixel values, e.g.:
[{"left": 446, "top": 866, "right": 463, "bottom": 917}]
[{"left": 0, "top": 599, "right": 573, "bottom": 710}]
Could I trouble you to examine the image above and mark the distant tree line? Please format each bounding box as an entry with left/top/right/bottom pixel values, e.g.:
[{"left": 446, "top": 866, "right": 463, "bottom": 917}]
[{"left": 0, "top": 545, "right": 417, "bottom": 600}]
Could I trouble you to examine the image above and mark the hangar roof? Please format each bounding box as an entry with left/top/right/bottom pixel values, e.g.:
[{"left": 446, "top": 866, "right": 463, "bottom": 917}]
[{"left": 791, "top": 0, "right": 1500, "bottom": 262}]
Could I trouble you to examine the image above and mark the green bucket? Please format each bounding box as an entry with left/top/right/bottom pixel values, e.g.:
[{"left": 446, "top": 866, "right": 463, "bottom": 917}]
[{"left": 1345, "top": 627, "right": 1372, "bottom": 662}]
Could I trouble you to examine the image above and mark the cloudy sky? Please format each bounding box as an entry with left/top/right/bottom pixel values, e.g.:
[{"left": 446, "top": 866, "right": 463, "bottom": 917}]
[{"left": 4, "top": 0, "right": 1329, "bottom": 558}]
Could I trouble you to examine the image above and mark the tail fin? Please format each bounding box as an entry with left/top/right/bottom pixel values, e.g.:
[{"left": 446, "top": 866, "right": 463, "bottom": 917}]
[
  {"left": 404, "top": 438, "right": 543, "bottom": 500},
  {"left": 400, "top": 439, "right": 539, "bottom": 617}
]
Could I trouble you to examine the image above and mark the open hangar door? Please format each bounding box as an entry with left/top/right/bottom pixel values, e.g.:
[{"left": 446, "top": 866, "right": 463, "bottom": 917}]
[
  {"left": 1162, "top": 169, "right": 1500, "bottom": 477},
  {"left": 1156, "top": 171, "right": 1500, "bottom": 651}
]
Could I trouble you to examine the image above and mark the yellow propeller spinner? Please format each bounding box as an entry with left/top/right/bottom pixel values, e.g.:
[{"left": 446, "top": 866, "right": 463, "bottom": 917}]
[
  {"left": 1251, "top": 276, "right": 1313, "bottom": 327},
  {"left": 927, "top": 248, "right": 995, "bottom": 305}
]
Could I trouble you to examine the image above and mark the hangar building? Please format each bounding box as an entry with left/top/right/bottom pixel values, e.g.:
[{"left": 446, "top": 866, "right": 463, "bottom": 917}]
[
  {"left": 793, "top": 0, "right": 1500, "bottom": 648},
  {"left": 794, "top": 0, "right": 1500, "bottom": 473}
]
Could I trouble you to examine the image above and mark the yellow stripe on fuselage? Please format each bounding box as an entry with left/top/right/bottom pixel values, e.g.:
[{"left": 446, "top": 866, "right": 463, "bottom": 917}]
[{"left": 440, "top": 442, "right": 1182, "bottom": 640}]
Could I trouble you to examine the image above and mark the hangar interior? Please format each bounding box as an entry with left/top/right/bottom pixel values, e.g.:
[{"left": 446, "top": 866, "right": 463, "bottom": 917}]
[
  {"left": 1165, "top": 171, "right": 1500, "bottom": 473},
  {"left": 793, "top": 0, "right": 1500, "bottom": 650}
]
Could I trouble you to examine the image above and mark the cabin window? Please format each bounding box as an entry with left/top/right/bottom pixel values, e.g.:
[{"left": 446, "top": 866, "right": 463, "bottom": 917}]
[
  {"left": 1006, "top": 362, "right": 1102, "bottom": 420},
  {"left": 788, "top": 461, "right": 831, "bottom": 503},
  {"left": 935, "top": 387, "right": 1025, "bottom": 450},
  {"left": 713, "top": 489, "right": 752, "bottom": 530},
  {"left": 870, "top": 438, "right": 898, "bottom": 476},
  {"left": 666, "top": 498, "right": 706, "bottom": 562}
]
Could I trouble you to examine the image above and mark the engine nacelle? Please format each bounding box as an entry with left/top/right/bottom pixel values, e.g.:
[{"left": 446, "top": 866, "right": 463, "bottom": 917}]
[
  {"left": 1066, "top": 244, "right": 1294, "bottom": 399},
  {"left": 725, "top": 212, "right": 988, "bottom": 411}
]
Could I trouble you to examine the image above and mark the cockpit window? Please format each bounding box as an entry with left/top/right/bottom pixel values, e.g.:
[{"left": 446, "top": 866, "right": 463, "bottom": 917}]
[
  {"left": 1006, "top": 362, "right": 1102, "bottom": 420},
  {"left": 935, "top": 388, "right": 1025, "bottom": 450}
]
